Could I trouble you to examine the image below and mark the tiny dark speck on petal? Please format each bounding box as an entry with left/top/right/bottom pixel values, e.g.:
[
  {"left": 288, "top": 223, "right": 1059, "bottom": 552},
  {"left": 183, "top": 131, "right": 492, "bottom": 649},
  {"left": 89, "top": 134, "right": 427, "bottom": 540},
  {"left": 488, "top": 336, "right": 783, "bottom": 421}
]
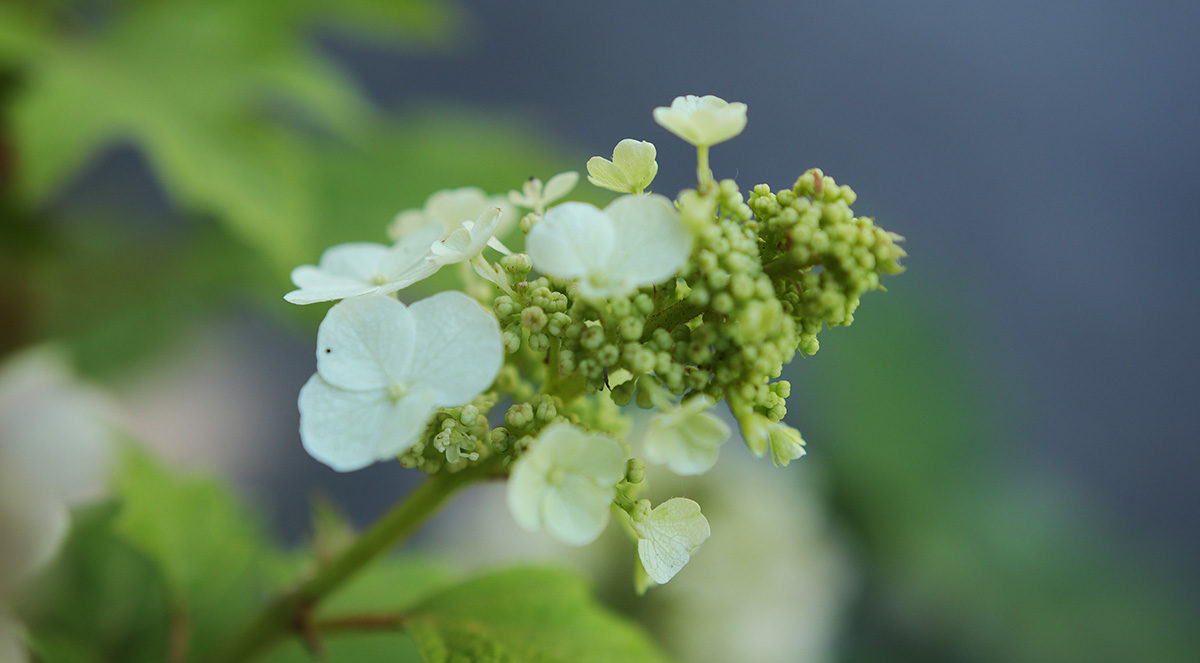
[{"left": 324, "top": 348, "right": 332, "bottom": 353}]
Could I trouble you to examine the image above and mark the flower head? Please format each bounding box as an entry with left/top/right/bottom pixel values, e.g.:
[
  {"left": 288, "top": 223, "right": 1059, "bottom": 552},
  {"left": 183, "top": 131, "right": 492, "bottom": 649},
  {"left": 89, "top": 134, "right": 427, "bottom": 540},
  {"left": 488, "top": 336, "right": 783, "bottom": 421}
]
[
  {"left": 508, "top": 171, "right": 578, "bottom": 212},
  {"left": 587, "top": 139, "right": 658, "bottom": 194},
  {"left": 284, "top": 223, "right": 443, "bottom": 305},
  {"left": 389, "top": 186, "right": 517, "bottom": 243},
  {"left": 653, "top": 95, "right": 747, "bottom": 147},
  {"left": 299, "top": 292, "right": 502, "bottom": 471},
  {"left": 644, "top": 396, "right": 731, "bottom": 475},
  {"left": 526, "top": 194, "right": 692, "bottom": 300},
  {"left": 507, "top": 422, "right": 626, "bottom": 545},
  {"left": 634, "top": 497, "right": 711, "bottom": 585}
]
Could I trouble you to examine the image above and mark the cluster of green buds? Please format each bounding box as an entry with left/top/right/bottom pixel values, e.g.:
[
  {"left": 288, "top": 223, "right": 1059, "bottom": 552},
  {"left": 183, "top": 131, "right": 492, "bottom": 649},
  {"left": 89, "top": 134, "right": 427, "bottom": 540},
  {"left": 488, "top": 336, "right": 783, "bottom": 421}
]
[{"left": 286, "top": 94, "right": 904, "bottom": 589}]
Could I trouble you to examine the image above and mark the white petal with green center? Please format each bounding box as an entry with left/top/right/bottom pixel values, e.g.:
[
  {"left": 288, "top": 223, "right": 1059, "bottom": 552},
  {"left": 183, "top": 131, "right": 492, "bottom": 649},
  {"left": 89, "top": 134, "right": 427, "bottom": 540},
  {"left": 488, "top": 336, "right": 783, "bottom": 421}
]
[
  {"left": 527, "top": 202, "right": 616, "bottom": 278},
  {"left": 406, "top": 291, "right": 503, "bottom": 406},
  {"left": 506, "top": 422, "right": 626, "bottom": 545},
  {"left": 316, "top": 295, "right": 416, "bottom": 392},
  {"left": 430, "top": 208, "right": 503, "bottom": 265},
  {"left": 298, "top": 376, "right": 435, "bottom": 472},
  {"left": 635, "top": 497, "right": 711, "bottom": 584},
  {"left": 645, "top": 396, "right": 730, "bottom": 475}
]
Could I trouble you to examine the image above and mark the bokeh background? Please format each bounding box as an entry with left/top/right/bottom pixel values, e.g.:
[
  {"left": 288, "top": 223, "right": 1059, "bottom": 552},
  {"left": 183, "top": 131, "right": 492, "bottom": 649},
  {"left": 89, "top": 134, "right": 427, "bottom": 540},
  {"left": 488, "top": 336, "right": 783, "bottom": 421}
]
[{"left": 2, "top": 1, "right": 1198, "bottom": 661}]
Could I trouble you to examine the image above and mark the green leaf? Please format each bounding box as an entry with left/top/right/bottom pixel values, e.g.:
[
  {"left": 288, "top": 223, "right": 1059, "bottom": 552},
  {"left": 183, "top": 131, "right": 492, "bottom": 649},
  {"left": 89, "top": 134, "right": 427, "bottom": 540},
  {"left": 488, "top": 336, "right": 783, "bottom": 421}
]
[
  {"left": 19, "top": 503, "right": 173, "bottom": 663},
  {"left": 403, "top": 567, "right": 673, "bottom": 663},
  {"left": 112, "top": 446, "right": 275, "bottom": 661}
]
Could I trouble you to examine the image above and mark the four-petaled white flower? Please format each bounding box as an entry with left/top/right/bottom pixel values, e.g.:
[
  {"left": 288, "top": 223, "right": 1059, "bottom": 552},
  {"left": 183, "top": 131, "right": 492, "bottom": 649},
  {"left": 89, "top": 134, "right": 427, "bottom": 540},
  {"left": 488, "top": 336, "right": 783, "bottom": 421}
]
[
  {"left": 634, "top": 497, "right": 711, "bottom": 585},
  {"left": 644, "top": 396, "right": 731, "bottom": 475},
  {"left": 526, "top": 194, "right": 692, "bottom": 300},
  {"left": 389, "top": 186, "right": 517, "bottom": 244},
  {"left": 507, "top": 422, "right": 626, "bottom": 545},
  {"left": 508, "top": 171, "right": 579, "bottom": 213},
  {"left": 587, "top": 139, "right": 659, "bottom": 194},
  {"left": 284, "top": 224, "right": 443, "bottom": 305},
  {"left": 298, "top": 292, "right": 502, "bottom": 472},
  {"left": 653, "top": 95, "right": 748, "bottom": 147}
]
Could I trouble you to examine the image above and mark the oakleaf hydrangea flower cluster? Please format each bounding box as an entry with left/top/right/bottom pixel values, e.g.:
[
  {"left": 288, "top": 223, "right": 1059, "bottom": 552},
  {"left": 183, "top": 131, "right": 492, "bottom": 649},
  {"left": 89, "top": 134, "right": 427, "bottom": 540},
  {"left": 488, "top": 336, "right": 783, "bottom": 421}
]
[{"left": 287, "top": 94, "right": 904, "bottom": 588}]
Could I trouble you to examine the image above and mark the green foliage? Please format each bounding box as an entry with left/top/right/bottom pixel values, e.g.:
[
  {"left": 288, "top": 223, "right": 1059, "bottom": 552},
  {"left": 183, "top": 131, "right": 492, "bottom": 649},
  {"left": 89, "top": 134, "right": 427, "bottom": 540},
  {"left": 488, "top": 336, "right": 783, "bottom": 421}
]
[
  {"left": 404, "top": 567, "right": 673, "bottom": 663},
  {"left": 0, "top": 0, "right": 454, "bottom": 269},
  {"left": 112, "top": 447, "right": 276, "bottom": 662},
  {"left": 20, "top": 503, "right": 173, "bottom": 663}
]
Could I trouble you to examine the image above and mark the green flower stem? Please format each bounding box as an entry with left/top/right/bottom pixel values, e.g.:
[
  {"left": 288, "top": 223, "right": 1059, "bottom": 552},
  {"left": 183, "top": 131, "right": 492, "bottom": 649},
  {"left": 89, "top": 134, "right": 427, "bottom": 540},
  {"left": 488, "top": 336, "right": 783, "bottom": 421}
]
[
  {"left": 640, "top": 299, "right": 704, "bottom": 342},
  {"left": 213, "top": 464, "right": 494, "bottom": 662},
  {"left": 696, "top": 145, "right": 711, "bottom": 185}
]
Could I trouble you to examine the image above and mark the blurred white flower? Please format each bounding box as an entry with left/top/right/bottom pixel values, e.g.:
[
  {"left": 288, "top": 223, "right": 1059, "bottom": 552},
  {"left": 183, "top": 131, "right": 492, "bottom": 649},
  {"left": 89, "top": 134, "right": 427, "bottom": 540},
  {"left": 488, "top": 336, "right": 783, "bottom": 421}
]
[
  {"left": 526, "top": 194, "right": 692, "bottom": 299},
  {"left": 633, "top": 497, "right": 710, "bottom": 585},
  {"left": 0, "top": 606, "right": 27, "bottom": 663},
  {"left": 298, "top": 292, "right": 502, "bottom": 472},
  {"left": 507, "top": 422, "right": 626, "bottom": 545},
  {"left": 587, "top": 139, "right": 659, "bottom": 193},
  {"left": 284, "top": 223, "right": 443, "bottom": 305},
  {"left": 644, "top": 396, "right": 730, "bottom": 475},
  {"left": 0, "top": 348, "right": 116, "bottom": 662},
  {"left": 389, "top": 186, "right": 517, "bottom": 243},
  {"left": 508, "top": 171, "right": 578, "bottom": 213},
  {"left": 653, "top": 95, "right": 748, "bottom": 147}
]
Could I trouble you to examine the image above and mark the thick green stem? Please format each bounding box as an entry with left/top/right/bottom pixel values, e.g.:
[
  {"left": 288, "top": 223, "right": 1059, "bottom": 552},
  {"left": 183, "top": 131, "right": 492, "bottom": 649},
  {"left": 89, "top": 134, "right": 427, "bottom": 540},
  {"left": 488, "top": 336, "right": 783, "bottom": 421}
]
[
  {"left": 640, "top": 299, "right": 704, "bottom": 342},
  {"left": 212, "top": 466, "right": 490, "bottom": 662}
]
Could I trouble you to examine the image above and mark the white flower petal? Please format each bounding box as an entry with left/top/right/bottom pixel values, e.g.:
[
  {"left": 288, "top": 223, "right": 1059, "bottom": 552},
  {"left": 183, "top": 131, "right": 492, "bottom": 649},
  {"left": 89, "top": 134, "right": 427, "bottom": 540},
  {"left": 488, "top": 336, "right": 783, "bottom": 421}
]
[
  {"left": 318, "top": 243, "right": 392, "bottom": 282},
  {"left": 298, "top": 375, "right": 434, "bottom": 472},
  {"left": 285, "top": 266, "right": 378, "bottom": 304},
  {"left": 636, "top": 497, "right": 711, "bottom": 584},
  {"left": 545, "top": 424, "right": 627, "bottom": 486},
  {"left": 644, "top": 397, "right": 730, "bottom": 475},
  {"left": 506, "top": 447, "right": 554, "bottom": 533},
  {"left": 543, "top": 475, "right": 614, "bottom": 546},
  {"left": 383, "top": 223, "right": 443, "bottom": 278},
  {"left": 541, "top": 171, "right": 579, "bottom": 206},
  {"left": 603, "top": 194, "right": 692, "bottom": 287},
  {"left": 527, "top": 202, "right": 615, "bottom": 278},
  {"left": 316, "top": 295, "right": 416, "bottom": 391},
  {"left": 405, "top": 291, "right": 503, "bottom": 406}
]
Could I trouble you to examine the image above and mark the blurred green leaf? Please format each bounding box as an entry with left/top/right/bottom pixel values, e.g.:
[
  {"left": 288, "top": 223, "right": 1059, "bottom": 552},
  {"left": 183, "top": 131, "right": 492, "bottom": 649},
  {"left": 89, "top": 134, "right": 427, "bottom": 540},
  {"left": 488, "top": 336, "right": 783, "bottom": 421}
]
[
  {"left": 20, "top": 503, "right": 173, "bottom": 663},
  {"left": 112, "top": 446, "right": 276, "bottom": 662},
  {"left": 4, "top": 0, "right": 455, "bottom": 269},
  {"left": 403, "top": 567, "right": 674, "bottom": 663}
]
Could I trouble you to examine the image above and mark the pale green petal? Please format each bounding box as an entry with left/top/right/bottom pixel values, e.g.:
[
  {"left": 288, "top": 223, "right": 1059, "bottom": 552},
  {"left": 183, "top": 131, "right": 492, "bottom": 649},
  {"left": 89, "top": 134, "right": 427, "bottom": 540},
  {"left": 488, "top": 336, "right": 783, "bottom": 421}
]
[
  {"left": 382, "top": 222, "right": 442, "bottom": 283},
  {"left": 644, "top": 397, "right": 730, "bottom": 475},
  {"left": 543, "top": 424, "right": 626, "bottom": 486},
  {"left": 527, "top": 202, "right": 615, "bottom": 278},
  {"left": 0, "top": 476, "right": 67, "bottom": 594},
  {"left": 543, "top": 475, "right": 614, "bottom": 546},
  {"left": 316, "top": 295, "right": 416, "bottom": 392},
  {"left": 603, "top": 194, "right": 692, "bottom": 287},
  {"left": 298, "top": 375, "right": 433, "bottom": 472},
  {"left": 652, "top": 95, "right": 747, "bottom": 147},
  {"left": 318, "top": 242, "right": 391, "bottom": 282},
  {"left": 405, "top": 291, "right": 503, "bottom": 406},
  {"left": 635, "top": 497, "right": 711, "bottom": 584},
  {"left": 586, "top": 155, "right": 629, "bottom": 193},
  {"left": 541, "top": 170, "right": 578, "bottom": 206},
  {"left": 611, "top": 138, "right": 658, "bottom": 191}
]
